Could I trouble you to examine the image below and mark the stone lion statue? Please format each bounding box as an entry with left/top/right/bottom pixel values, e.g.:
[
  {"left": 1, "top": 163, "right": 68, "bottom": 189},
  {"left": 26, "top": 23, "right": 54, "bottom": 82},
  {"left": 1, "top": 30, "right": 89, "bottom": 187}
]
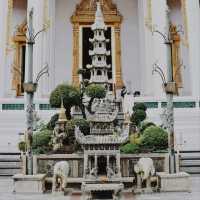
[
  {"left": 134, "top": 157, "right": 155, "bottom": 181},
  {"left": 52, "top": 161, "right": 70, "bottom": 192}
]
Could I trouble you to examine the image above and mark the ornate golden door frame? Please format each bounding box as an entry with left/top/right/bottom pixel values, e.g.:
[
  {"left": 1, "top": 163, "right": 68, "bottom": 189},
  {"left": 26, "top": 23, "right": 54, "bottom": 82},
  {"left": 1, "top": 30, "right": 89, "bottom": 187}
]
[
  {"left": 70, "top": 0, "right": 124, "bottom": 89},
  {"left": 12, "top": 21, "right": 27, "bottom": 96}
]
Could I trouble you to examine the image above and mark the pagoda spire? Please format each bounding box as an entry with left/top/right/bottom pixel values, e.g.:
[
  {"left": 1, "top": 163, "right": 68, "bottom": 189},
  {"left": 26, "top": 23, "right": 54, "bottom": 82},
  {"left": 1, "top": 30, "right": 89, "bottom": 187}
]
[{"left": 87, "top": 2, "right": 112, "bottom": 90}]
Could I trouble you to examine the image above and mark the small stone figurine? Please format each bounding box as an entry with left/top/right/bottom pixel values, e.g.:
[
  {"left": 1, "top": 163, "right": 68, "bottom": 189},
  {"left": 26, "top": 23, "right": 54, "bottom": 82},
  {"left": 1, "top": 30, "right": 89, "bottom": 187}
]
[{"left": 52, "top": 99, "right": 67, "bottom": 151}]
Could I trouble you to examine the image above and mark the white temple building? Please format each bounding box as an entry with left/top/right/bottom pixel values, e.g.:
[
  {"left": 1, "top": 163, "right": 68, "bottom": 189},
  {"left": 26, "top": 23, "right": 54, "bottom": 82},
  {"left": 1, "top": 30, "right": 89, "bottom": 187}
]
[{"left": 0, "top": 0, "right": 200, "bottom": 152}]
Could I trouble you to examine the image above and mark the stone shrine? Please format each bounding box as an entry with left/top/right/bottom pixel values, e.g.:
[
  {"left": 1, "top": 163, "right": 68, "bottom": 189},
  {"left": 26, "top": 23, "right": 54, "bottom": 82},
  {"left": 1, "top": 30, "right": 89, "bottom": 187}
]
[{"left": 75, "top": 3, "right": 129, "bottom": 199}]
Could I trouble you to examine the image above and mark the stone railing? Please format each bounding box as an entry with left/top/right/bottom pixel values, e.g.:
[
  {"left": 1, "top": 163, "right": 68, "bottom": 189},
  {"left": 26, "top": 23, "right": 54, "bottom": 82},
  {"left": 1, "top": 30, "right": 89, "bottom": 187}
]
[{"left": 28, "top": 153, "right": 178, "bottom": 179}]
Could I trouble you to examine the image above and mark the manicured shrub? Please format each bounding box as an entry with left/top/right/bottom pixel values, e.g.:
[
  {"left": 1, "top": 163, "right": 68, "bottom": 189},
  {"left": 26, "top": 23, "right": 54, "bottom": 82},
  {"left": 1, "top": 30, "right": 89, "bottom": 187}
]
[
  {"left": 129, "top": 133, "right": 141, "bottom": 145},
  {"left": 49, "top": 84, "right": 81, "bottom": 119},
  {"left": 47, "top": 114, "right": 59, "bottom": 130},
  {"left": 140, "top": 126, "right": 168, "bottom": 151},
  {"left": 85, "top": 84, "right": 106, "bottom": 113},
  {"left": 131, "top": 109, "right": 146, "bottom": 126},
  {"left": 133, "top": 103, "right": 147, "bottom": 112},
  {"left": 32, "top": 129, "right": 52, "bottom": 154},
  {"left": 73, "top": 118, "right": 90, "bottom": 135},
  {"left": 120, "top": 143, "right": 140, "bottom": 154},
  {"left": 18, "top": 141, "right": 26, "bottom": 152},
  {"left": 140, "top": 121, "right": 156, "bottom": 134}
]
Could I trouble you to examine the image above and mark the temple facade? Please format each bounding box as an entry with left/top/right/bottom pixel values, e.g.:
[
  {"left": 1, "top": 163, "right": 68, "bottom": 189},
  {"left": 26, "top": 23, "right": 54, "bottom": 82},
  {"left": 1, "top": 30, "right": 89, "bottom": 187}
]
[{"left": 0, "top": 0, "right": 200, "bottom": 151}]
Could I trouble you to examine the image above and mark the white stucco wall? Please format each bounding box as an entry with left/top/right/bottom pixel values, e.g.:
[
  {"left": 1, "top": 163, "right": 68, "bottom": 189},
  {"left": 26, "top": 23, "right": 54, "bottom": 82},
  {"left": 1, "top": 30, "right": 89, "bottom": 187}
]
[
  {"left": 113, "top": 0, "right": 140, "bottom": 93},
  {"left": 54, "top": 0, "right": 141, "bottom": 93},
  {"left": 54, "top": 0, "right": 80, "bottom": 86}
]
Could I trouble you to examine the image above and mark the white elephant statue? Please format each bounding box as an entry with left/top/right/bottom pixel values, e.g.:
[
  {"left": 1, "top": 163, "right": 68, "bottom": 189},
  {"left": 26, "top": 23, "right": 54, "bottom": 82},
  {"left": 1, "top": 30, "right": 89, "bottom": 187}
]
[
  {"left": 134, "top": 157, "right": 155, "bottom": 192},
  {"left": 134, "top": 157, "right": 155, "bottom": 180},
  {"left": 52, "top": 161, "right": 70, "bottom": 192}
]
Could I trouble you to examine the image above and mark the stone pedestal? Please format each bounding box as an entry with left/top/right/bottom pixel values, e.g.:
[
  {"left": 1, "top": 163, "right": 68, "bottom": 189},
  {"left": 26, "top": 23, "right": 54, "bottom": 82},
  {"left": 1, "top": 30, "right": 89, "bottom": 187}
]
[
  {"left": 13, "top": 174, "right": 46, "bottom": 193},
  {"left": 157, "top": 172, "right": 191, "bottom": 192}
]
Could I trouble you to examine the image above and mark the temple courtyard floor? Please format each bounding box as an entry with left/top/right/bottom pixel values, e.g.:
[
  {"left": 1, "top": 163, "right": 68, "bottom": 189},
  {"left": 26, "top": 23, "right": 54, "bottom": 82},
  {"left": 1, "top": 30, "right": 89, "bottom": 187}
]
[{"left": 0, "top": 175, "right": 199, "bottom": 200}]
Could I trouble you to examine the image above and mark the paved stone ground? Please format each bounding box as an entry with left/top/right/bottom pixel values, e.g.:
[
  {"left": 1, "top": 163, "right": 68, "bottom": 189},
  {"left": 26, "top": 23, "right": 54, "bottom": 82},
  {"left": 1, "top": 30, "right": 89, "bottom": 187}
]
[{"left": 0, "top": 176, "right": 199, "bottom": 200}]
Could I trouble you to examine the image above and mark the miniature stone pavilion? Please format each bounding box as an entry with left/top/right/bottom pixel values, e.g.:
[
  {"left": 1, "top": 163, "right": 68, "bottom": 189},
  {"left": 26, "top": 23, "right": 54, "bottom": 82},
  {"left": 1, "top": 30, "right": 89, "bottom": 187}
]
[{"left": 75, "top": 3, "right": 129, "bottom": 199}]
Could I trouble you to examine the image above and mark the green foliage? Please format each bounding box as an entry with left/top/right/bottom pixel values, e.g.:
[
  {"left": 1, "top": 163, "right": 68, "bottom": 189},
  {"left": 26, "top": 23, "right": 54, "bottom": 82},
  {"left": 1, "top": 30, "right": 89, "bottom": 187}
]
[
  {"left": 32, "top": 129, "right": 53, "bottom": 154},
  {"left": 73, "top": 118, "right": 90, "bottom": 135},
  {"left": 85, "top": 84, "right": 106, "bottom": 99},
  {"left": 18, "top": 141, "right": 26, "bottom": 152},
  {"left": 140, "top": 121, "right": 156, "bottom": 134},
  {"left": 140, "top": 126, "right": 168, "bottom": 151},
  {"left": 133, "top": 103, "right": 147, "bottom": 112},
  {"left": 120, "top": 143, "right": 140, "bottom": 154},
  {"left": 62, "top": 119, "right": 90, "bottom": 151},
  {"left": 49, "top": 84, "right": 81, "bottom": 119},
  {"left": 131, "top": 109, "right": 146, "bottom": 126},
  {"left": 47, "top": 114, "right": 59, "bottom": 130},
  {"left": 129, "top": 133, "right": 141, "bottom": 145}
]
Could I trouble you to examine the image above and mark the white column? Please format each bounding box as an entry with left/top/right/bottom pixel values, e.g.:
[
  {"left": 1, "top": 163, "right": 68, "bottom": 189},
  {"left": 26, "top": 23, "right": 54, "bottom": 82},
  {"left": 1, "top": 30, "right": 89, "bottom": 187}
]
[
  {"left": 27, "top": 0, "right": 46, "bottom": 99},
  {"left": 185, "top": 0, "right": 200, "bottom": 98},
  {"left": 138, "top": 0, "right": 154, "bottom": 96},
  {"left": 48, "top": 0, "right": 56, "bottom": 93},
  {"left": 151, "top": 0, "right": 169, "bottom": 98},
  {"left": 0, "top": 1, "right": 8, "bottom": 97}
]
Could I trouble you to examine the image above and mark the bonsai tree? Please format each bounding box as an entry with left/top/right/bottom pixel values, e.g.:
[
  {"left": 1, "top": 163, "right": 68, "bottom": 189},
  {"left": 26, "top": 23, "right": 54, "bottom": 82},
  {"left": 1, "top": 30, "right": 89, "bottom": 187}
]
[
  {"left": 131, "top": 103, "right": 147, "bottom": 130},
  {"left": 50, "top": 84, "right": 81, "bottom": 119},
  {"left": 85, "top": 84, "right": 106, "bottom": 113},
  {"left": 133, "top": 102, "right": 147, "bottom": 112}
]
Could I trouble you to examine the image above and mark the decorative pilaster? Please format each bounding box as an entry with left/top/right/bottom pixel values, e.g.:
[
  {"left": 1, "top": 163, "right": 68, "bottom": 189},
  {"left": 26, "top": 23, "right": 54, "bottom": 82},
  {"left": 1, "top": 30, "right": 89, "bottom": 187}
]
[
  {"left": 72, "top": 23, "right": 80, "bottom": 86},
  {"left": 6, "top": 0, "right": 13, "bottom": 51},
  {"left": 114, "top": 23, "right": 124, "bottom": 89},
  {"left": 145, "top": 0, "right": 152, "bottom": 31},
  {"left": 181, "top": 0, "right": 189, "bottom": 47}
]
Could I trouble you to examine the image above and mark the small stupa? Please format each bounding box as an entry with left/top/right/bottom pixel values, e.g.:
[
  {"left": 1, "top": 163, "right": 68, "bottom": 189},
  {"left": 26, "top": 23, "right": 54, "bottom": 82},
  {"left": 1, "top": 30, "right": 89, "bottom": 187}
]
[{"left": 58, "top": 99, "right": 67, "bottom": 123}]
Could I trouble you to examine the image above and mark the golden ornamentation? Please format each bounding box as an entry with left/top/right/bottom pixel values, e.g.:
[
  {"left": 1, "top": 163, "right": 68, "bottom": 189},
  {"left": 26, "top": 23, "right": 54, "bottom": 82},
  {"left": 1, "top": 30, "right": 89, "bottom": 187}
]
[
  {"left": 43, "top": 0, "right": 50, "bottom": 30},
  {"left": 12, "top": 21, "right": 27, "bottom": 96},
  {"left": 71, "top": 0, "right": 124, "bottom": 88},
  {"left": 6, "top": 0, "right": 13, "bottom": 53},
  {"left": 170, "top": 25, "right": 183, "bottom": 88},
  {"left": 181, "top": 0, "right": 189, "bottom": 47},
  {"left": 145, "top": 0, "right": 153, "bottom": 31}
]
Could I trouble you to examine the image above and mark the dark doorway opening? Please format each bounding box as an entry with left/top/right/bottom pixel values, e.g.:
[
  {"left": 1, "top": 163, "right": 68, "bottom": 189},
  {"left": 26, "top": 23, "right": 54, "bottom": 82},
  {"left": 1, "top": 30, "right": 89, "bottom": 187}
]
[
  {"left": 82, "top": 27, "right": 112, "bottom": 81},
  {"left": 97, "top": 156, "right": 107, "bottom": 175},
  {"left": 92, "top": 191, "right": 113, "bottom": 199}
]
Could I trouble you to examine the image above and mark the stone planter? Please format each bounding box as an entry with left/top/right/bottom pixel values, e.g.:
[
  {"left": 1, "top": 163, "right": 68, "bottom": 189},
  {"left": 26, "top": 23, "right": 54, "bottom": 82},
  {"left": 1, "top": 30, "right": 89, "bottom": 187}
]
[
  {"left": 13, "top": 174, "right": 46, "bottom": 193},
  {"left": 157, "top": 172, "right": 191, "bottom": 192}
]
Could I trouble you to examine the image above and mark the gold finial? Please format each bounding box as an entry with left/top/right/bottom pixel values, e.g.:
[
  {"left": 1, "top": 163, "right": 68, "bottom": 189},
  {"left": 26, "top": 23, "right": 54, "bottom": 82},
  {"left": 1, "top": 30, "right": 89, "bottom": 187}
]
[{"left": 58, "top": 98, "right": 67, "bottom": 123}]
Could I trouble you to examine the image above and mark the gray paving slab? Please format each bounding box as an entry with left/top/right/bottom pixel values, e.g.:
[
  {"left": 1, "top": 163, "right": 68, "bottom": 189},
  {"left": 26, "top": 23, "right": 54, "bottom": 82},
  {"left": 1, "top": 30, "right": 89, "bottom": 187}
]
[{"left": 0, "top": 176, "right": 199, "bottom": 200}]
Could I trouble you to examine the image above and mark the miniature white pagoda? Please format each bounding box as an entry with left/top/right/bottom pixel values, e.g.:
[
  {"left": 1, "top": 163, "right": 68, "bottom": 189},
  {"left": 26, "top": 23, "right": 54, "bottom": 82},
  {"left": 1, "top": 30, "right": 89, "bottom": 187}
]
[
  {"left": 87, "top": 2, "right": 112, "bottom": 90},
  {"left": 75, "top": 3, "right": 129, "bottom": 200}
]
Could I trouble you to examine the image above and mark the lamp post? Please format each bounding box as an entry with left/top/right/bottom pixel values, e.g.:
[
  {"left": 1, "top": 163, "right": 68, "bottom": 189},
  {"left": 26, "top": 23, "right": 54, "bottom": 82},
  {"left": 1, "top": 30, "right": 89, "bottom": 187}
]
[
  {"left": 23, "top": 8, "right": 49, "bottom": 175},
  {"left": 152, "top": 24, "right": 183, "bottom": 174}
]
